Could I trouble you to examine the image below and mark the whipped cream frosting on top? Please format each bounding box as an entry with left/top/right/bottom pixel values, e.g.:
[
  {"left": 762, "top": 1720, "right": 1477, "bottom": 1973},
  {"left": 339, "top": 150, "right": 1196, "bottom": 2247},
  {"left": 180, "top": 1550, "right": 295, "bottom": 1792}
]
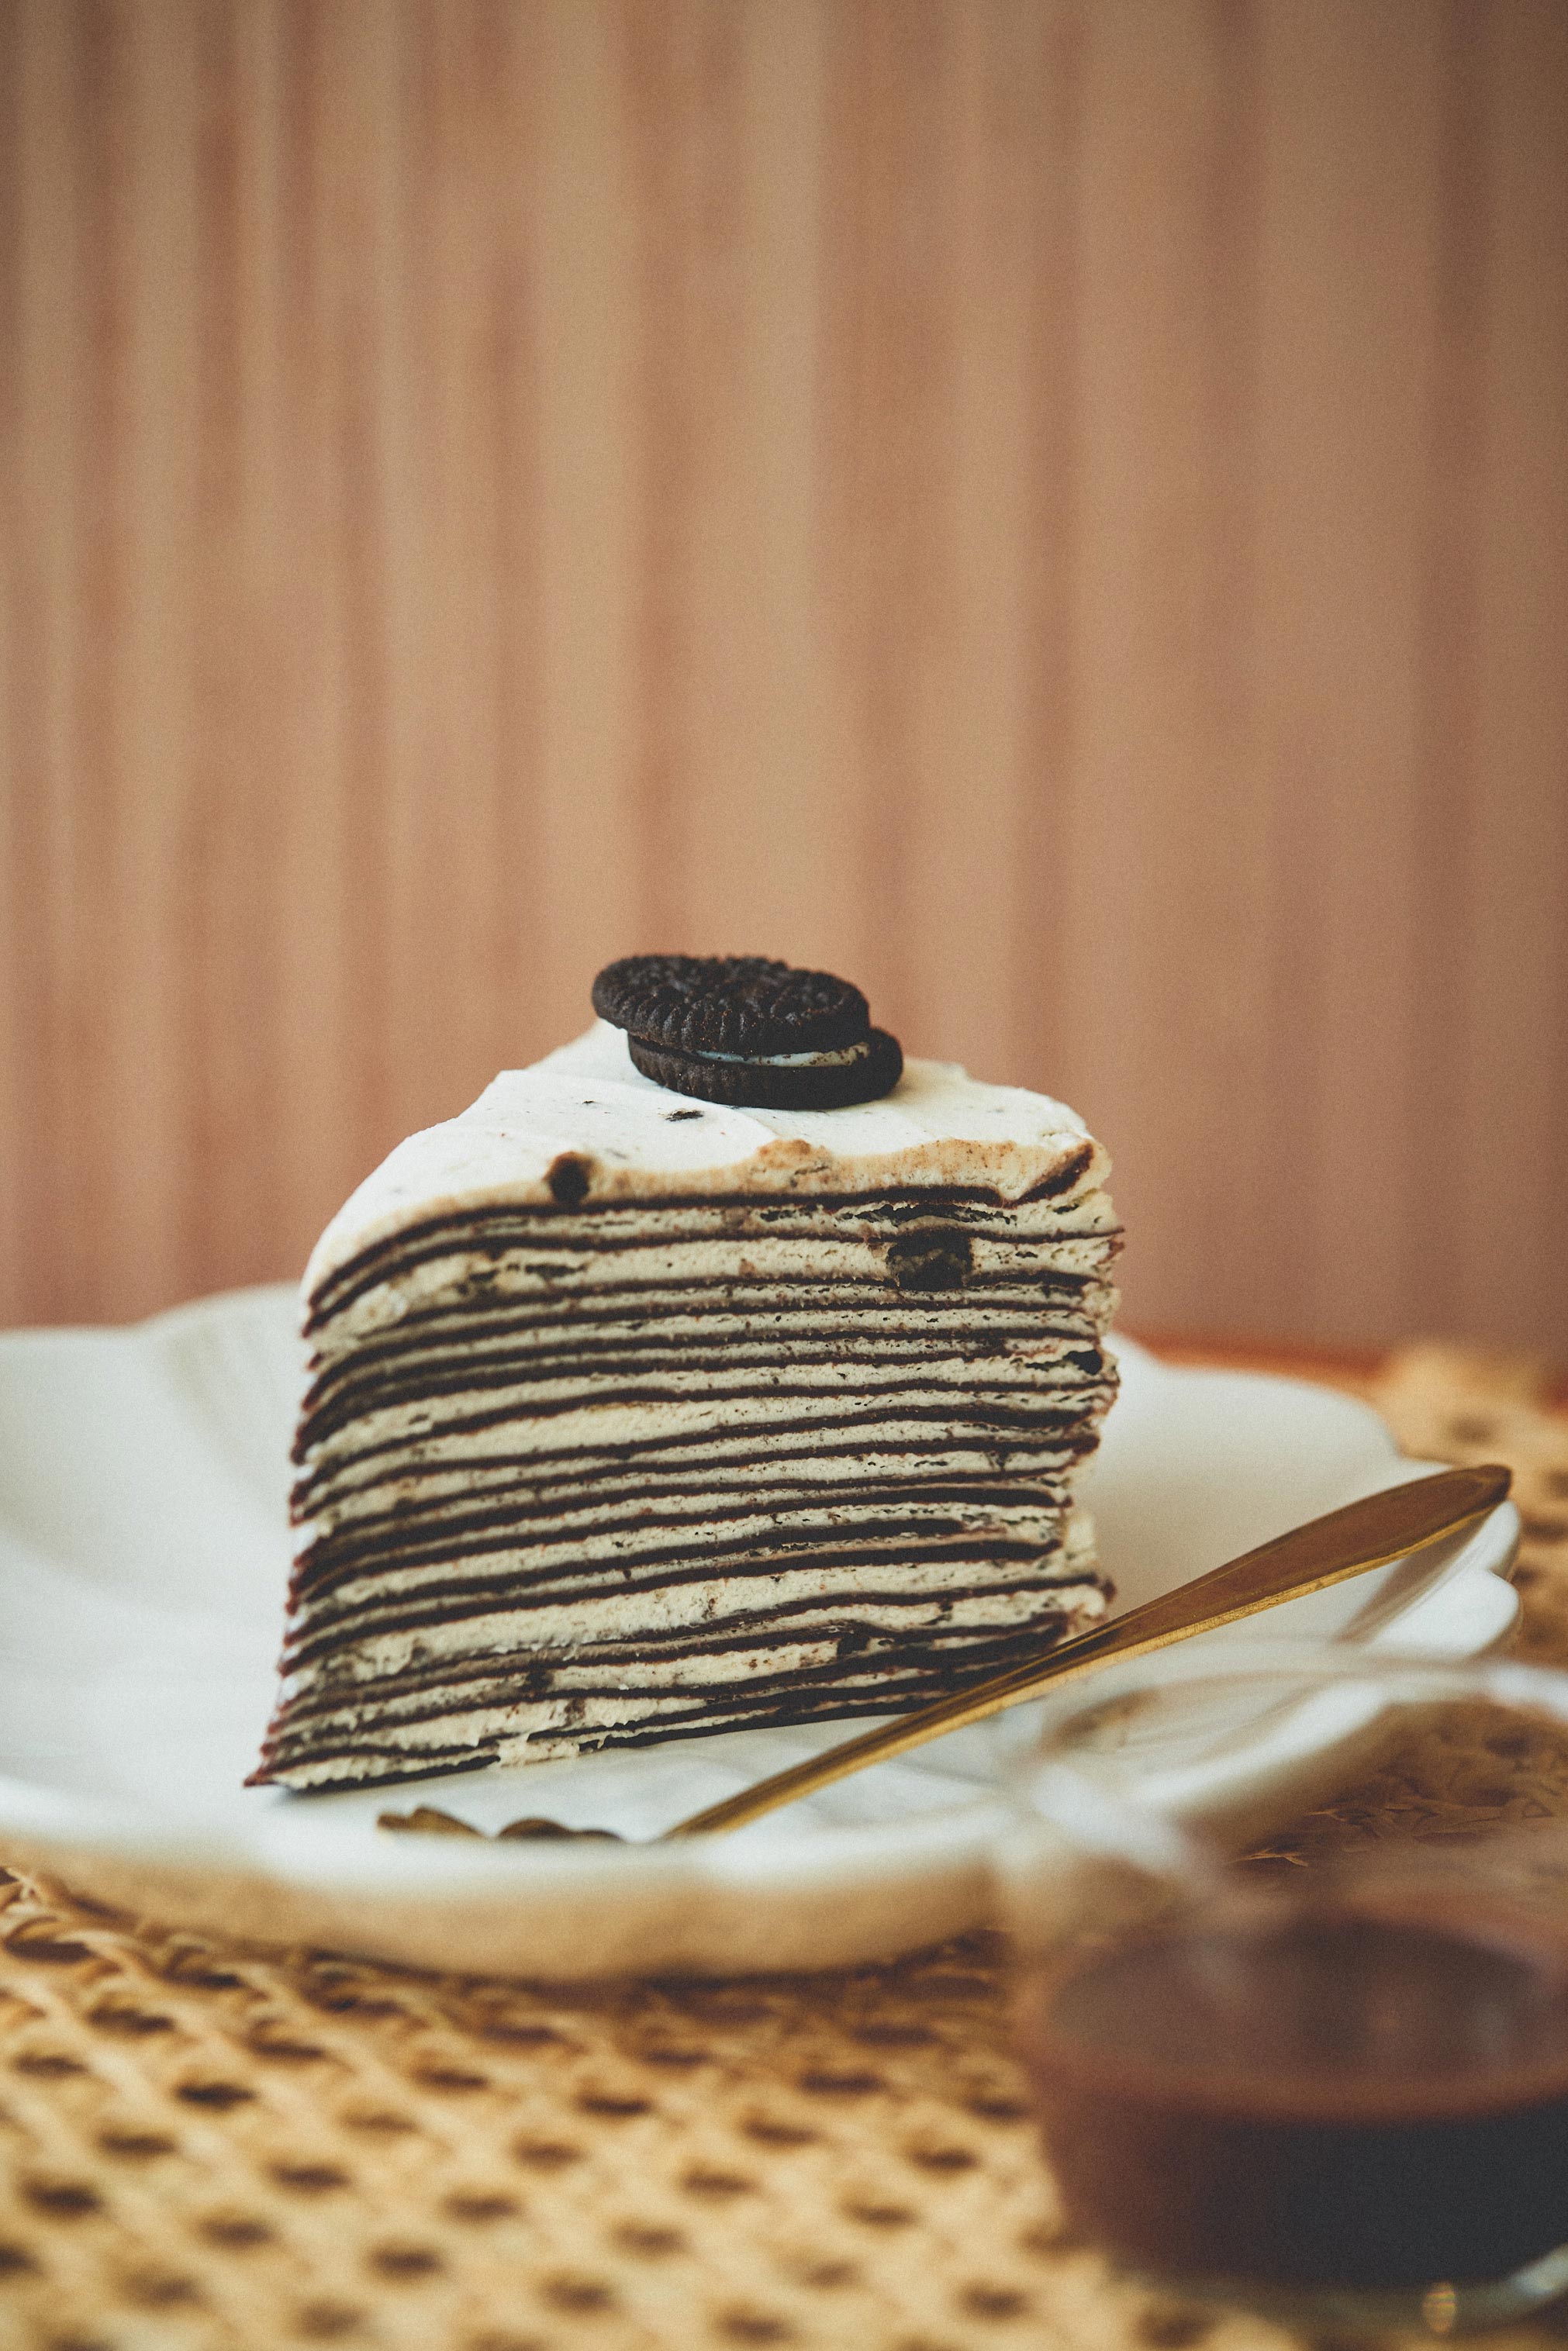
[{"left": 306, "top": 1022, "right": 1109, "bottom": 1293}]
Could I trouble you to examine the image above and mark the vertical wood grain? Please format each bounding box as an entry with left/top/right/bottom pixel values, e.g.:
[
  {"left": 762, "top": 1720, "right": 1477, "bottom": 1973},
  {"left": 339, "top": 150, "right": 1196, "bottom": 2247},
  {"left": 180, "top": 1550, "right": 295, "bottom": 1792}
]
[
  {"left": 1461, "top": 0, "right": 1568, "bottom": 1350},
  {"left": 1, "top": 0, "right": 1565, "bottom": 1352},
  {"left": 1403, "top": 0, "right": 1487, "bottom": 1347},
  {"left": 1251, "top": 0, "right": 1450, "bottom": 1347},
  {"left": 1060, "top": 0, "right": 1262, "bottom": 1335},
  {"left": 704, "top": 0, "right": 836, "bottom": 965},
  {"left": 532, "top": 0, "right": 641, "bottom": 1051},
  {"left": 0, "top": 0, "right": 26, "bottom": 1323},
  {"left": 1010, "top": 0, "right": 1086, "bottom": 1102}
]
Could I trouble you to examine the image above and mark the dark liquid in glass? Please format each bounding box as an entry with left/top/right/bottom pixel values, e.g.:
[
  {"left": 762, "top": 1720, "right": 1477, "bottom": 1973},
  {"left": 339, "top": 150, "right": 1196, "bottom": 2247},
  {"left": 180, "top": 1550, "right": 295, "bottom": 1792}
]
[{"left": 1017, "top": 1900, "right": 1568, "bottom": 2289}]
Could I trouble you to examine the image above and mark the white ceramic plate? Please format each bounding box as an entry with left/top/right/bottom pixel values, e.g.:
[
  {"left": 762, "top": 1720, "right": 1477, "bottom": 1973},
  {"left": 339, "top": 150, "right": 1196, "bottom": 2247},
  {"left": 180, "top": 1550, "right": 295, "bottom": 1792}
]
[{"left": 0, "top": 1288, "right": 1518, "bottom": 1978}]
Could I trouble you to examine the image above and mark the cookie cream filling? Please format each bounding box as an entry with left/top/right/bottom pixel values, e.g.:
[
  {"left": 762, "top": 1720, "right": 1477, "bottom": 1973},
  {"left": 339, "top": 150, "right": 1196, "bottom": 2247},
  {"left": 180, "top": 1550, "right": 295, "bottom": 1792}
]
[{"left": 680, "top": 1039, "right": 874, "bottom": 1068}]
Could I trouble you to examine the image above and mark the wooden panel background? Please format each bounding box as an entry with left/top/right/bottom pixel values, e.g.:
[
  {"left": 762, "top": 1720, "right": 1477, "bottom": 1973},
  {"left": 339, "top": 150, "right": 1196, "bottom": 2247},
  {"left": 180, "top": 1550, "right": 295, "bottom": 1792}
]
[{"left": 2, "top": 0, "right": 1566, "bottom": 1350}]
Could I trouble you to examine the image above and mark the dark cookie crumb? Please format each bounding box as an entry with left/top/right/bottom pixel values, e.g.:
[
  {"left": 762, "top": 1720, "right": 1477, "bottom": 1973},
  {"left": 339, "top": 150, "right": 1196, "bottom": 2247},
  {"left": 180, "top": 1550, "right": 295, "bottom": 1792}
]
[
  {"left": 886, "top": 1231, "right": 975, "bottom": 1291},
  {"left": 546, "top": 1152, "right": 594, "bottom": 1207}
]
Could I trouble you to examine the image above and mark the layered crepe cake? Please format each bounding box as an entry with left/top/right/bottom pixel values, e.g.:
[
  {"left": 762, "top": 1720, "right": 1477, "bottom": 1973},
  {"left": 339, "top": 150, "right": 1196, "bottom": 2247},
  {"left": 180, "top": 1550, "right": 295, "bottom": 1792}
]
[{"left": 255, "top": 958, "right": 1123, "bottom": 1791}]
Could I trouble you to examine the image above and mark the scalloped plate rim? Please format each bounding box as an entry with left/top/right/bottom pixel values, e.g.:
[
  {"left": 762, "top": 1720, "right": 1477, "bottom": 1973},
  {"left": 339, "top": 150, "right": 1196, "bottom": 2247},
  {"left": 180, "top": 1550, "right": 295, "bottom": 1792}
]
[{"left": 0, "top": 1285, "right": 1521, "bottom": 1975}]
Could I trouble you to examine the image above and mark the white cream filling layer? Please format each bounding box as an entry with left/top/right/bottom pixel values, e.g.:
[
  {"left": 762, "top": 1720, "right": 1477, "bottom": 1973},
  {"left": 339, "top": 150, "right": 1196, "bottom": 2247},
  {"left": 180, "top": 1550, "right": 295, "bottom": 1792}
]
[
  {"left": 287, "top": 1510, "right": 1103, "bottom": 1690},
  {"left": 297, "top": 1453, "right": 1088, "bottom": 1558},
  {"left": 292, "top": 1569, "right": 1097, "bottom": 1690},
  {"left": 311, "top": 1208, "right": 1121, "bottom": 1354},
  {"left": 297, "top": 1509, "right": 1084, "bottom": 1642},
  {"left": 674, "top": 1039, "right": 874, "bottom": 1068}
]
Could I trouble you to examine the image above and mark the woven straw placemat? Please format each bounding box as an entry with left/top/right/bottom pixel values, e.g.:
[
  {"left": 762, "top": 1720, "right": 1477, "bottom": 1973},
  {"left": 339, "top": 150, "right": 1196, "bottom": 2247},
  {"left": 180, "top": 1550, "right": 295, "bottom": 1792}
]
[{"left": 0, "top": 1347, "right": 1564, "bottom": 2351}]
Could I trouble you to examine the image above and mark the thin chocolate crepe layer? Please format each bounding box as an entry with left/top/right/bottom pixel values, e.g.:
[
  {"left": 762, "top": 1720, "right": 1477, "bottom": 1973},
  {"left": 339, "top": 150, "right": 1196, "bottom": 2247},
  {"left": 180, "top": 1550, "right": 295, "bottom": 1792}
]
[{"left": 255, "top": 1026, "right": 1121, "bottom": 1791}]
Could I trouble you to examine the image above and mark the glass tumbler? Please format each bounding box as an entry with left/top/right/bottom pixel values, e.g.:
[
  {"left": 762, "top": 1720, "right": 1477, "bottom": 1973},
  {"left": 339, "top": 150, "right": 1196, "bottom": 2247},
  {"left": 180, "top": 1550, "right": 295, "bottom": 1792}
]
[{"left": 1000, "top": 1645, "right": 1568, "bottom": 2335}]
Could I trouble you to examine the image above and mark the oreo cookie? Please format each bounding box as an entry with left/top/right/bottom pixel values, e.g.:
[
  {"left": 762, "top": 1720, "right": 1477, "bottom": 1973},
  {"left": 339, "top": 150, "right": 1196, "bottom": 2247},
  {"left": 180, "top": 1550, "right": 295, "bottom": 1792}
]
[
  {"left": 592, "top": 954, "right": 903, "bottom": 1110},
  {"left": 593, "top": 955, "right": 867, "bottom": 1057}
]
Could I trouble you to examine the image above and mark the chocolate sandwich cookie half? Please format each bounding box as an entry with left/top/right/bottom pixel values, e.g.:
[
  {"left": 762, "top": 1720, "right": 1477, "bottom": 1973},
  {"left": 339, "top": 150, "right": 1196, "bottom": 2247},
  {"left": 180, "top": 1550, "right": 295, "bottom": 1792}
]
[{"left": 592, "top": 952, "right": 904, "bottom": 1110}]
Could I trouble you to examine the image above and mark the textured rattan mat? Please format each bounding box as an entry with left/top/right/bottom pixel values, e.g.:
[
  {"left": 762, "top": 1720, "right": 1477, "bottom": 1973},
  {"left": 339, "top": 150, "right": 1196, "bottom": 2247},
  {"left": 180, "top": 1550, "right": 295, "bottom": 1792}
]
[{"left": 0, "top": 1345, "right": 1564, "bottom": 2351}]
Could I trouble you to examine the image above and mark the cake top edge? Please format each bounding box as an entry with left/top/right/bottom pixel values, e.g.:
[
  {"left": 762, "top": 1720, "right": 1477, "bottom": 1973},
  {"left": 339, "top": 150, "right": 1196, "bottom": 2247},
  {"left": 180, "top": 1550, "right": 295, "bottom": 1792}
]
[{"left": 302, "top": 1022, "right": 1112, "bottom": 1298}]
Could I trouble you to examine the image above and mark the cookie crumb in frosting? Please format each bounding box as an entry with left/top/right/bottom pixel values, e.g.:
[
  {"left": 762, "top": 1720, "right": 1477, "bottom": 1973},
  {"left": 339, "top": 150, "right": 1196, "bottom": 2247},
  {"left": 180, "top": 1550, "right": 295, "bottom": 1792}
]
[{"left": 546, "top": 1151, "right": 594, "bottom": 1207}]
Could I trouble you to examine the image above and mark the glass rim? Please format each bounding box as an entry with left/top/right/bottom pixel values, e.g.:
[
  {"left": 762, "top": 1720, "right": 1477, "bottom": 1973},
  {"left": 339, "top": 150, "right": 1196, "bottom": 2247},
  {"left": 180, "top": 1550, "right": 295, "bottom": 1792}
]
[
  {"left": 1024, "top": 1635, "right": 1568, "bottom": 1742},
  {"left": 1007, "top": 1635, "right": 1568, "bottom": 1863}
]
